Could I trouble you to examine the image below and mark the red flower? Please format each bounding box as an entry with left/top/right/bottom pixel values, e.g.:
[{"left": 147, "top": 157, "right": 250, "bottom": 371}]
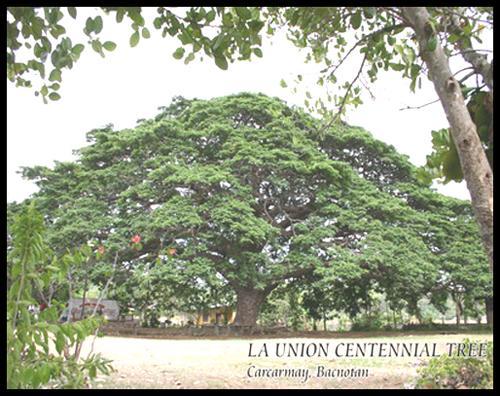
[{"left": 131, "top": 234, "right": 141, "bottom": 244}]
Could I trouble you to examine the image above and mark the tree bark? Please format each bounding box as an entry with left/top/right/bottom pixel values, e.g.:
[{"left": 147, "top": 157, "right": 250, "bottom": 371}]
[
  {"left": 402, "top": 7, "right": 493, "bottom": 273},
  {"left": 455, "top": 300, "right": 462, "bottom": 327},
  {"left": 232, "top": 287, "right": 270, "bottom": 327}
]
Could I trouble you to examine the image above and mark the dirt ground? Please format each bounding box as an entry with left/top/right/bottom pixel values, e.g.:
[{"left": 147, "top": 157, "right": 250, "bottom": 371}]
[{"left": 81, "top": 333, "right": 493, "bottom": 389}]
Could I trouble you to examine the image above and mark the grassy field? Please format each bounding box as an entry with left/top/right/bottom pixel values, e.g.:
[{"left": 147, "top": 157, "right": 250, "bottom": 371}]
[{"left": 81, "top": 332, "right": 493, "bottom": 389}]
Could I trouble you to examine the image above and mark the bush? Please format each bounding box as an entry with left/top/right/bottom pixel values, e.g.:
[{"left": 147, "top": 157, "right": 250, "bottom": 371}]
[
  {"left": 7, "top": 203, "right": 113, "bottom": 389},
  {"left": 402, "top": 322, "right": 490, "bottom": 332},
  {"left": 350, "top": 311, "right": 385, "bottom": 331},
  {"left": 415, "top": 339, "right": 493, "bottom": 389}
]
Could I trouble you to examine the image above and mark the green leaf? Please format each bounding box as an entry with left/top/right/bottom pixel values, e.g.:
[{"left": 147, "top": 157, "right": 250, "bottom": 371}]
[
  {"left": 280, "top": 79, "right": 287, "bottom": 88},
  {"left": 363, "top": 7, "right": 376, "bottom": 19},
  {"left": 94, "top": 16, "right": 103, "bottom": 34},
  {"left": 184, "top": 52, "right": 195, "bottom": 64},
  {"left": 153, "top": 17, "right": 163, "bottom": 29},
  {"left": 442, "top": 147, "right": 462, "bottom": 183},
  {"left": 447, "top": 33, "right": 460, "bottom": 44},
  {"left": 142, "top": 27, "right": 151, "bottom": 39},
  {"left": 214, "top": 55, "right": 228, "bottom": 70},
  {"left": 235, "top": 7, "right": 252, "bottom": 20},
  {"left": 351, "top": 12, "right": 362, "bottom": 30},
  {"left": 40, "top": 364, "right": 51, "bottom": 383},
  {"left": 103, "top": 41, "right": 117, "bottom": 51},
  {"left": 173, "top": 47, "right": 185, "bottom": 60},
  {"left": 410, "top": 64, "right": 421, "bottom": 78},
  {"left": 129, "top": 10, "right": 145, "bottom": 26},
  {"left": 130, "top": 31, "right": 140, "bottom": 47},
  {"left": 32, "top": 368, "right": 41, "bottom": 388},
  {"left": 67, "top": 7, "right": 77, "bottom": 19},
  {"left": 248, "top": 20, "right": 265, "bottom": 33},
  {"left": 426, "top": 36, "right": 438, "bottom": 52},
  {"left": 49, "top": 69, "right": 61, "bottom": 82},
  {"left": 253, "top": 48, "right": 263, "bottom": 57},
  {"left": 55, "top": 332, "right": 65, "bottom": 354},
  {"left": 389, "top": 63, "right": 405, "bottom": 71},
  {"left": 72, "top": 44, "right": 85, "bottom": 55},
  {"left": 89, "top": 365, "right": 97, "bottom": 378},
  {"left": 222, "top": 11, "right": 233, "bottom": 26},
  {"left": 49, "top": 92, "right": 61, "bottom": 101},
  {"left": 116, "top": 8, "right": 125, "bottom": 23},
  {"left": 85, "top": 17, "right": 95, "bottom": 34},
  {"left": 51, "top": 25, "right": 66, "bottom": 39},
  {"left": 212, "top": 34, "right": 225, "bottom": 51},
  {"left": 206, "top": 10, "right": 216, "bottom": 23},
  {"left": 91, "top": 40, "right": 102, "bottom": 53}
]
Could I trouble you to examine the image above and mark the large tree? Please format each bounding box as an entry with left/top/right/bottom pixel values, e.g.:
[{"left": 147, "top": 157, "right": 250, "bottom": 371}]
[
  {"left": 7, "top": 7, "right": 493, "bottom": 273},
  {"left": 13, "top": 93, "right": 488, "bottom": 327}
]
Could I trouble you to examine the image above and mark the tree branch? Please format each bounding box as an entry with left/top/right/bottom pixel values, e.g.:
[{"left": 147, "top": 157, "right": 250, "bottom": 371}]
[
  {"left": 321, "top": 53, "right": 368, "bottom": 131},
  {"left": 399, "top": 98, "right": 440, "bottom": 111},
  {"left": 322, "top": 23, "right": 405, "bottom": 79},
  {"left": 446, "top": 10, "right": 493, "bottom": 93}
]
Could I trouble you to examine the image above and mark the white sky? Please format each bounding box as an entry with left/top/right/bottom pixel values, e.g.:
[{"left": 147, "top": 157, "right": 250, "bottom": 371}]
[{"left": 8, "top": 7, "right": 492, "bottom": 203}]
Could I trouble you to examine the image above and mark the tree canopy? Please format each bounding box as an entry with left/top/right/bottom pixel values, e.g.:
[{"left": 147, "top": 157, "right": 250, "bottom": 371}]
[{"left": 10, "top": 93, "right": 489, "bottom": 326}]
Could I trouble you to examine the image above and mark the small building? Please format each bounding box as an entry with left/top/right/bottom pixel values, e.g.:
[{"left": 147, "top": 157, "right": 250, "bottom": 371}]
[
  {"left": 196, "top": 306, "right": 236, "bottom": 326},
  {"left": 60, "top": 298, "right": 120, "bottom": 322}
]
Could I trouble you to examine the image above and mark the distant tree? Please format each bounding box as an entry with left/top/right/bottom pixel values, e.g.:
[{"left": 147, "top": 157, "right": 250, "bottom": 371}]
[
  {"left": 301, "top": 274, "right": 337, "bottom": 331},
  {"left": 433, "top": 215, "right": 492, "bottom": 326}
]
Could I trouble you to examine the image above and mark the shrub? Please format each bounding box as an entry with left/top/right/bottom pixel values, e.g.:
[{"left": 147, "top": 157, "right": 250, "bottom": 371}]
[
  {"left": 415, "top": 339, "right": 493, "bottom": 389},
  {"left": 350, "top": 311, "right": 385, "bottom": 331},
  {"left": 7, "top": 203, "right": 113, "bottom": 389}
]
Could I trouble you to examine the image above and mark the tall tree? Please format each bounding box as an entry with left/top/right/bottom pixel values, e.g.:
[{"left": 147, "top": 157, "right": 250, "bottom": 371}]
[
  {"left": 13, "top": 93, "right": 486, "bottom": 327},
  {"left": 400, "top": 7, "right": 493, "bottom": 274}
]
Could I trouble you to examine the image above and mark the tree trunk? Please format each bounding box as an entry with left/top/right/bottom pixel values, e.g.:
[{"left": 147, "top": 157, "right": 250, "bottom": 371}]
[
  {"left": 455, "top": 300, "right": 462, "bottom": 327},
  {"left": 80, "top": 275, "right": 88, "bottom": 320},
  {"left": 232, "top": 287, "right": 269, "bottom": 327},
  {"left": 485, "top": 297, "right": 493, "bottom": 326},
  {"left": 415, "top": 308, "right": 423, "bottom": 325},
  {"left": 402, "top": 7, "right": 494, "bottom": 273}
]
